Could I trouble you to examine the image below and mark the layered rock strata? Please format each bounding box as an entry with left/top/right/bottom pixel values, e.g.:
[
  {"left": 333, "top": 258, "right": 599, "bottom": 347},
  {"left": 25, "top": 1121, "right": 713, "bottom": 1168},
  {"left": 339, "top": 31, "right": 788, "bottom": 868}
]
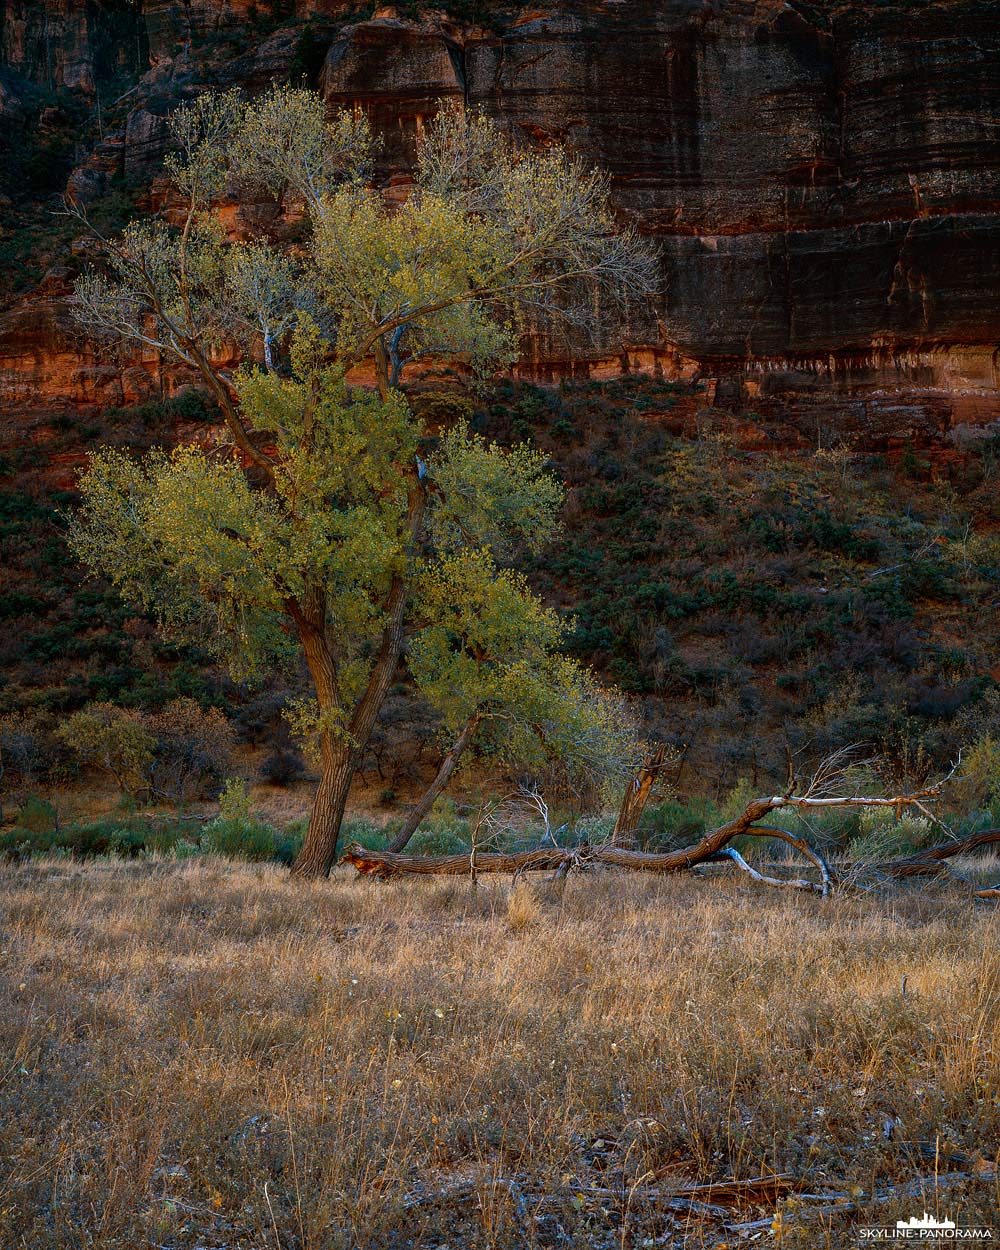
[{"left": 2, "top": 0, "right": 998, "bottom": 436}]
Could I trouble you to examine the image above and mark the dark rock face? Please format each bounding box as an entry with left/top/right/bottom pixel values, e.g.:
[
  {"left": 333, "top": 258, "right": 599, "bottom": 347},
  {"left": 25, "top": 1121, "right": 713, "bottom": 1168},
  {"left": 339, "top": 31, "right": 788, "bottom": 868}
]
[
  {"left": 2, "top": 0, "right": 999, "bottom": 433},
  {"left": 322, "top": 20, "right": 465, "bottom": 173},
  {"left": 0, "top": 0, "right": 148, "bottom": 94},
  {"left": 319, "top": 3, "right": 1000, "bottom": 428}
]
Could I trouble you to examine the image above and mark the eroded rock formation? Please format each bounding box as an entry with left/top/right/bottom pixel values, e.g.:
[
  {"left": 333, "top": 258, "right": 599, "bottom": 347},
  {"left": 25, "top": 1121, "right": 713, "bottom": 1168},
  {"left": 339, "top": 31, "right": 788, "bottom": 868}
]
[{"left": 2, "top": 0, "right": 999, "bottom": 436}]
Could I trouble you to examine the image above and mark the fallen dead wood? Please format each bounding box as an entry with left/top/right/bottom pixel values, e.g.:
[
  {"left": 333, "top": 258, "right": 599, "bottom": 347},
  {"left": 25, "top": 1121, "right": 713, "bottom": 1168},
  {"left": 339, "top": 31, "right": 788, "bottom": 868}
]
[
  {"left": 342, "top": 793, "right": 787, "bottom": 879},
  {"left": 644, "top": 1171, "right": 797, "bottom": 1203},
  {"left": 733, "top": 824, "right": 834, "bottom": 895},
  {"left": 873, "top": 828, "right": 1000, "bottom": 877},
  {"left": 340, "top": 830, "right": 830, "bottom": 884},
  {"left": 340, "top": 845, "right": 573, "bottom": 879},
  {"left": 401, "top": 1170, "right": 798, "bottom": 1217},
  {"left": 400, "top": 1165, "right": 996, "bottom": 1236},
  {"left": 709, "top": 847, "right": 823, "bottom": 894},
  {"left": 342, "top": 755, "right": 1000, "bottom": 901},
  {"left": 341, "top": 803, "right": 835, "bottom": 884},
  {"left": 342, "top": 824, "right": 998, "bottom": 898},
  {"left": 725, "top": 1165, "right": 998, "bottom": 1238}
]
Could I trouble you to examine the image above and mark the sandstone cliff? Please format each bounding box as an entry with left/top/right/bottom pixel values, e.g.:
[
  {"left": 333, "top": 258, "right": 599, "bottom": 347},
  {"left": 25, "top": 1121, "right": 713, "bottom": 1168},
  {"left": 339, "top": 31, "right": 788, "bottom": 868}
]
[{"left": 2, "top": 0, "right": 999, "bottom": 437}]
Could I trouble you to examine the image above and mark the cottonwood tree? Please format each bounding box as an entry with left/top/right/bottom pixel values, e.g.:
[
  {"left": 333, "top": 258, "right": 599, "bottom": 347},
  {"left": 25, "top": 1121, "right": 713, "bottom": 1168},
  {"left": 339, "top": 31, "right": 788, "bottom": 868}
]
[{"left": 68, "top": 86, "right": 655, "bottom": 878}]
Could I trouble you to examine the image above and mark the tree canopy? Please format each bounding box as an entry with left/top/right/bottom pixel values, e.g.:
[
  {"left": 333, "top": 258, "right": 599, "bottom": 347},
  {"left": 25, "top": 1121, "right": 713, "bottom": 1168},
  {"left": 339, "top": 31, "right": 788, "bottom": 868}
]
[{"left": 69, "top": 86, "right": 655, "bottom": 877}]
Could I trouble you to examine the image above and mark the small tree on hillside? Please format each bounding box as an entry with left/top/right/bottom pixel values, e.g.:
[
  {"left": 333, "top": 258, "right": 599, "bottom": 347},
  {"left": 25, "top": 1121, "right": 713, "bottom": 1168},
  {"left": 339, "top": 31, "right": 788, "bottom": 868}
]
[
  {"left": 57, "top": 704, "right": 154, "bottom": 796},
  {"left": 67, "top": 86, "right": 655, "bottom": 878}
]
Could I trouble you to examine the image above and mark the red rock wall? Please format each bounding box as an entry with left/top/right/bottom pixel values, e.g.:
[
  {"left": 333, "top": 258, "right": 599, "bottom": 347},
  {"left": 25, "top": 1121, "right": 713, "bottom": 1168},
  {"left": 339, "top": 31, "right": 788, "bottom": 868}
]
[
  {"left": 319, "top": 3, "right": 1000, "bottom": 432},
  {"left": 2, "top": 0, "right": 999, "bottom": 437}
]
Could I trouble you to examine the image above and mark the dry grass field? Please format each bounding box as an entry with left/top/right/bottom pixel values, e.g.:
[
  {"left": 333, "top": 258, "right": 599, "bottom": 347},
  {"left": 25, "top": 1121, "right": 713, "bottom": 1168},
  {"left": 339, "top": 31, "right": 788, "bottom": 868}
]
[{"left": 1, "top": 857, "right": 998, "bottom": 1249}]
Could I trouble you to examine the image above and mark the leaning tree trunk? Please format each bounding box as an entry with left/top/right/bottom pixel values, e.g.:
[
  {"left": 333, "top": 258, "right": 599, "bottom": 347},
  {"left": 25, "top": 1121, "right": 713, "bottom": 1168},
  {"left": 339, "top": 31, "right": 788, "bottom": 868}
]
[
  {"left": 387, "top": 712, "right": 481, "bottom": 853},
  {"left": 610, "top": 745, "right": 667, "bottom": 846}
]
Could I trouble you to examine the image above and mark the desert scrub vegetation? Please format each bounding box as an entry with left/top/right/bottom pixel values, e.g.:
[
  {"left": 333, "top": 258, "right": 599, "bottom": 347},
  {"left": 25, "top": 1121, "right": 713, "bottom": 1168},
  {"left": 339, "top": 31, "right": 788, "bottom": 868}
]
[
  {"left": 1, "top": 859, "right": 998, "bottom": 1248},
  {"left": 0, "top": 389, "right": 240, "bottom": 723},
  {"left": 477, "top": 379, "right": 1000, "bottom": 790},
  {"left": 6, "top": 372, "right": 1000, "bottom": 816}
]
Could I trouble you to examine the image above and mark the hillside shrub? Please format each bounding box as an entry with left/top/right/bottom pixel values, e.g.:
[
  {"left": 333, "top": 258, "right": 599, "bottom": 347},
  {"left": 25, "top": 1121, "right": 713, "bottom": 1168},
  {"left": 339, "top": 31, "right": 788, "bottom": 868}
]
[
  {"left": 56, "top": 703, "right": 154, "bottom": 794},
  {"left": 0, "top": 713, "right": 57, "bottom": 790},
  {"left": 201, "top": 779, "right": 282, "bottom": 862}
]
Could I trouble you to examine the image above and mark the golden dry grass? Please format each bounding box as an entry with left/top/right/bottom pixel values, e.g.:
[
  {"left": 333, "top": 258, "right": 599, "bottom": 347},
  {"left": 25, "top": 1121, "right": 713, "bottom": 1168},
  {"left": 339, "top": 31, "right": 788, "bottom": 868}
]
[{"left": 1, "top": 858, "right": 998, "bottom": 1248}]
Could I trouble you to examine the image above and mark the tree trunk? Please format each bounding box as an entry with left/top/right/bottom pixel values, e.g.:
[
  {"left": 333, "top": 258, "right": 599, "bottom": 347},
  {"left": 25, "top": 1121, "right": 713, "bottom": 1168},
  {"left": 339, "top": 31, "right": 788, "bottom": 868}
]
[
  {"left": 387, "top": 712, "right": 481, "bottom": 853},
  {"left": 290, "top": 616, "right": 354, "bottom": 880},
  {"left": 286, "top": 479, "right": 425, "bottom": 881},
  {"left": 291, "top": 740, "right": 355, "bottom": 879},
  {"left": 610, "top": 745, "right": 667, "bottom": 847}
]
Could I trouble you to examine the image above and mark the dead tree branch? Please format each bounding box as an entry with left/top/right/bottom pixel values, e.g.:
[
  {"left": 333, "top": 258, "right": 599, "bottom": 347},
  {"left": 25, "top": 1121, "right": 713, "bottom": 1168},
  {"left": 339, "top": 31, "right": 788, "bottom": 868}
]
[
  {"left": 340, "top": 845, "right": 570, "bottom": 879},
  {"left": 871, "top": 828, "right": 1000, "bottom": 877}
]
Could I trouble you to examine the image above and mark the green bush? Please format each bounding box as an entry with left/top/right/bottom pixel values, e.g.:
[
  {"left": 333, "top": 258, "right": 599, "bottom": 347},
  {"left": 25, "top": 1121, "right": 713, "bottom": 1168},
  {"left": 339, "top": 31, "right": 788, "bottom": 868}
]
[
  {"left": 340, "top": 817, "right": 389, "bottom": 851},
  {"left": 407, "top": 827, "right": 470, "bottom": 855},
  {"left": 202, "top": 817, "right": 283, "bottom": 862},
  {"left": 638, "top": 797, "right": 721, "bottom": 849},
  {"left": 0, "top": 815, "right": 202, "bottom": 859},
  {"left": 201, "top": 779, "right": 283, "bottom": 862},
  {"left": 404, "top": 796, "right": 473, "bottom": 853},
  {"left": 15, "top": 796, "right": 59, "bottom": 834}
]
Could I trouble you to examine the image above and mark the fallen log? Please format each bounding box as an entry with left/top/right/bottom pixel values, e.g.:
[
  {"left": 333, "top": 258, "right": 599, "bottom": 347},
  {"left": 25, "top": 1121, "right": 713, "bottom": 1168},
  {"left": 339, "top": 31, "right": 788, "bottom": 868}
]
[
  {"left": 341, "top": 765, "right": 998, "bottom": 898},
  {"left": 399, "top": 1165, "right": 996, "bottom": 1235},
  {"left": 401, "top": 1169, "right": 798, "bottom": 1218},
  {"left": 872, "top": 828, "right": 1000, "bottom": 877},
  {"left": 340, "top": 808, "right": 829, "bottom": 883},
  {"left": 725, "top": 1165, "right": 998, "bottom": 1238},
  {"left": 342, "top": 827, "right": 998, "bottom": 895},
  {"left": 646, "top": 1170, "right": 797, "bottom": 1203},
  {"left": 740, "top": 825, "right": 834, "bottom": 895},
  {"left": 340, "top": 844, "right": 572, "bottom": 879}
]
